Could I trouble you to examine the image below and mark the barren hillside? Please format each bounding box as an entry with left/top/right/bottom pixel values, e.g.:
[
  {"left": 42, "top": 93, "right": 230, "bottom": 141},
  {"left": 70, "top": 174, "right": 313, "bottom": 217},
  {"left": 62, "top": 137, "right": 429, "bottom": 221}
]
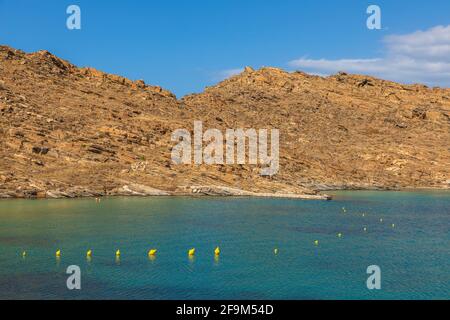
[{"left": 0, "top": 46, "right": 449, "bottom": 199}]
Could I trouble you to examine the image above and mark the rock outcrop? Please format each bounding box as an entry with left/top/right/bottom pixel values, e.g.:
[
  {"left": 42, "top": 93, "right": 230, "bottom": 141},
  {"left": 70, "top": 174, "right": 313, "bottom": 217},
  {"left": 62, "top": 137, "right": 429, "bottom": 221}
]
[
  {"left": 183, "top": 67, "right": 450, "bottom": 191},
  {"left": 0, "top": 45, "right": 449, "bottom": 199}
]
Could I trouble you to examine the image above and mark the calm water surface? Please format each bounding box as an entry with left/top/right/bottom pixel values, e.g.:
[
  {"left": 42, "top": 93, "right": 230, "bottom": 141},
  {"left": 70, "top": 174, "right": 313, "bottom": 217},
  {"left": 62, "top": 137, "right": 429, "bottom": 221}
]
[{"left": 0, "top": 191, "right": 449, "bottom": 300}]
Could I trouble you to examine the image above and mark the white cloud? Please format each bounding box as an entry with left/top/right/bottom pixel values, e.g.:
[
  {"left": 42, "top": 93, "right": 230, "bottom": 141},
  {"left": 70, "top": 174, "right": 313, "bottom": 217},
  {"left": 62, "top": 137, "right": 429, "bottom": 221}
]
[{"left": 289, "top": 25, "right": 450, "bottom": 87}]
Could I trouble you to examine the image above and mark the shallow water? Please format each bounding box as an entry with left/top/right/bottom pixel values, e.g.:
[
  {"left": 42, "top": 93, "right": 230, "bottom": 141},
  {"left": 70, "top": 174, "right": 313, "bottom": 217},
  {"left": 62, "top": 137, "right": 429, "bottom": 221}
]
[{"left": 0, "top": 191, "right": 449, "bottom": 300}]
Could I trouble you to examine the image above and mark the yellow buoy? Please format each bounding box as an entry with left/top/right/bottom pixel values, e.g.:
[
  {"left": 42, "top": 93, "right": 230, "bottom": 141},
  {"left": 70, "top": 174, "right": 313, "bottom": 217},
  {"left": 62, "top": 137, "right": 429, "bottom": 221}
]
[
  {"left": 116, "top": 249, "right": 121, "bottom": 257},
  {"left": 314, "top": 240, "right": 319, "bottom": 246},
  {"left": 214, "top": 247, "right": 220, "bottom": 256},
  {"left": 22, "top": 251, "right": 27, "bottom": 258},
  {"left": 56, "top": 250, "right": 61, "bottom": 257},
  {"left": 274, "top": 248, "right": 279, "bottom": 255},
  {"left": 87, "top": 249, "right": 92, "bottom": 257},
  {"left": 188, "top": 248, "right": 196, "bottom": 256},
  {"left": 337, "top": 233, "right": 343, "bottom": 238},
  {"left": 148, "top": 249, "right": 157, "bottom": 256}
]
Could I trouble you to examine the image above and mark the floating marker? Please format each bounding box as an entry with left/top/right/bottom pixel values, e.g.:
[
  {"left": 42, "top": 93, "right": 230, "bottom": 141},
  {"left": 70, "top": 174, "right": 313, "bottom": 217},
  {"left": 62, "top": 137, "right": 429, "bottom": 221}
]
[
  {"left": 116, "top": 249, "right": 121, "bottom": 257},
  {"left": 148, "top": 249, "right": 157, "bottom": 256},
  {"left": 56, "top": 250, "right": 61, "bottom": 257},
  {"left": 22, "top": 251, "right": 27, "bottom": 258},
  {"left": 380, "top": 218, "right": 383, "bottom": 223},
  {"left": 392, "top": 223, "right": 395, "bottom": 228},
  {"left": 362, "top": 213, "right": 365, "bottom": 217},
  {"left": 214, "top": 247, "right": 220, "bottom": 256},
  {"left": 188, "top": 248, "right": 196, "bottom": 256},
  {"left": 274, "top": 248, "right": 279, "bottom": 255},
  {"left": 314, "top": 240, "right": 319, "bottom": 246},
  {"left": 337, "top": 233, "right": 343, "bottom": 238},
  {"left": 87, "top": 249, "right": 92, "bottom": 257},
  {"left": 363, "top": 227, "right": 367, "bottom": 232}
]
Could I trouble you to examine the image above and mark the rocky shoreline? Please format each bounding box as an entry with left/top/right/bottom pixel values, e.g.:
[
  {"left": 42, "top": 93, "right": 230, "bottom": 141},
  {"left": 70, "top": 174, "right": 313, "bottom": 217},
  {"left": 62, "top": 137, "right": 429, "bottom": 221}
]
[
  {"left": 0, "top": 184, "right": 332, "bottom": 200},
  {"left": 2, "top": 181, "right": 450, "bottom": 201},
  {"left": 1, "top": 183, "right": 448, "bottom": 201}
]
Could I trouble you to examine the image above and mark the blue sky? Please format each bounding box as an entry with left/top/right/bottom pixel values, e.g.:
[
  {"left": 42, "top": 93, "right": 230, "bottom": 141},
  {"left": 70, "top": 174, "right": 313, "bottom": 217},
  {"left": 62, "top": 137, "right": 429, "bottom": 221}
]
[{"left": 1, "top": 0, "right": 450, "bottom": 96}]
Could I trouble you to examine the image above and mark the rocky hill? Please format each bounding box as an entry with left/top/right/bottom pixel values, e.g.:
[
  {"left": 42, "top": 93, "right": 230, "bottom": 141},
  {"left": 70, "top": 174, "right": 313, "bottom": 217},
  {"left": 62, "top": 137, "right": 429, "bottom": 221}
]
[{"left": 1, "top": 46, "right": 449, "bottom": 199}]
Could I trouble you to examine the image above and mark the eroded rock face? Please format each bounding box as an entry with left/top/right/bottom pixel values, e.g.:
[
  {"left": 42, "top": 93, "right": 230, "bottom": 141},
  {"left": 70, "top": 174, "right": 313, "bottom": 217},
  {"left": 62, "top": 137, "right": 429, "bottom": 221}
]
[
  {"left": 182, "top": 67, "right": 450, "bottom": 191},
  {"left": 0, "top": 45, "right": 449, "bottom": 198}
]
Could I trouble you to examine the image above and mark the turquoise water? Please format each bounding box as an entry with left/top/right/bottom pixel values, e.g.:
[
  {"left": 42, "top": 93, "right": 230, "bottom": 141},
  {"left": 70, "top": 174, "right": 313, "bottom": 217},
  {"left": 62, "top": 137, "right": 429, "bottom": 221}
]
[{"left": 0, "top": 191, "right": 449, "bottom": 300}]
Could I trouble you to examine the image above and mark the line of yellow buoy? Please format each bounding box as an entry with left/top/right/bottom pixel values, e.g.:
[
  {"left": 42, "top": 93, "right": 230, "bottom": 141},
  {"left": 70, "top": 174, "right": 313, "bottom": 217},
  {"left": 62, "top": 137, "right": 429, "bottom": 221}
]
[
  {"left": 21, "top": 224, "right": 395, "bottom": 259},
  {"left": 21, "top": 228, "right": 395, "bottom": 259},
  {"left": 21, "top": 247, "right": 221, "bottom": 259},
  {"left": 20, "top": 246, "right": 279, "bottom": 259},
  {"left": 20, "top": 209, "right": 397, "bottom": 259},
  {"left": 18, "top": 229, "right": 390, "bottom": 260}
]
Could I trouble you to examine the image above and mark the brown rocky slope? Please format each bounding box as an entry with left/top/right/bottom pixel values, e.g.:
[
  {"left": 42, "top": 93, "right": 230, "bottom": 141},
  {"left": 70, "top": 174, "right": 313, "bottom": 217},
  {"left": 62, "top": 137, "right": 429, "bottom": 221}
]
[{"left": 0, "top": 46, "right": 449, "bottom": 199}]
